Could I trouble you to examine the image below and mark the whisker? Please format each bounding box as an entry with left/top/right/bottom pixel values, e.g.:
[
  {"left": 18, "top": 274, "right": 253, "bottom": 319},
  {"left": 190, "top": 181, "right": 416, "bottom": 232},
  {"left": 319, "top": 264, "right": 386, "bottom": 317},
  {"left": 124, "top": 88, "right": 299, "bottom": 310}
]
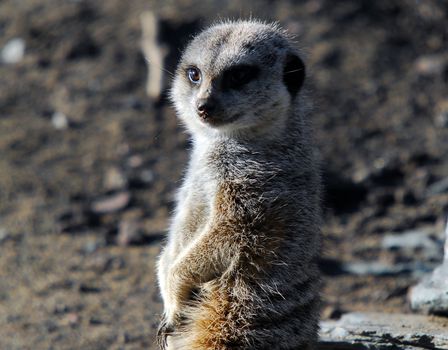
[
  {"left": 283, "top": 68, "right": 304, "bottom": 74},
  {"left": 144, "top": 56, "right": 175, "bottom": 78}
]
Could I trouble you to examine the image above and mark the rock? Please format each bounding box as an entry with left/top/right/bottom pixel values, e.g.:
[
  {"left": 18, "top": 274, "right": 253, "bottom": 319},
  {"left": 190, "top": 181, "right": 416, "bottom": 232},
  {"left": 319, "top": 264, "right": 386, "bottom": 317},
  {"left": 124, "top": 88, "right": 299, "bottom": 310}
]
[
  {"left": 117, "top": 219, "right": 143, "bottom": 246},
  {"left": 341, "top": 261, "right": 434, "bottom": 277},
  {"left": 61, "top": 313, "right": 80, "bottom": 327},
  {"left": 435, "top": 110, "right": 448, "bottom": 128},
  {"left": 435, "top": 100, "right": 448, "bottom": 128},
  {"left": 1, "top": 38, "right": 25, "bottom": 64},
  {"left": 127, "top": 155, "right": 143, "bottom": 168},
  {"left": 51, "top": 111, "right": 68, "bottom": 130},
  {"left": 104, "top": 167, "right": 127, "bottom": 190},
  {"left": 0, "top": 229, "right": 19, "bottom": 244},
  {"left": 82, "top": 239, "right": 103, "bottom": 254},
  {"left": 426, "top": 177, "right": 448, "bottom": 197},
  {"left": 328, "top": 326, "right": 349, "bottom": 339},
  {"left": 0, "top": 228, "right": 9, "bottom": 244},
  {"left": 410, "top": 264, "right": 448, "bottom": 316},
  {"left": 90, "top": 191, "right": 130, "bottom": 214},
  {"left": 319, "top": 312, "right": 448, "bottom": 349},
  {"left": 415, "top": 54, "right": 448, "bottom": 76},
  {"left": 139, "top": 169, "right": 154, "bottom": 184},
  {"left": 381, "top": 228, "right": 443, "bottom": 260},
  {"left": 409, "top": 219, "right": 448, "bottom": 315}
]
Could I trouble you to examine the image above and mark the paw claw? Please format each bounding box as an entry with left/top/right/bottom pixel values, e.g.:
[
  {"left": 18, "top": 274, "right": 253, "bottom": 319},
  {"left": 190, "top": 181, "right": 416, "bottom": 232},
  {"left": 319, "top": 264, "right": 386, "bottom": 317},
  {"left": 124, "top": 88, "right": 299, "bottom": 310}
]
[{"left": 157, "top": 317, "right": 174, "bottom": 349}]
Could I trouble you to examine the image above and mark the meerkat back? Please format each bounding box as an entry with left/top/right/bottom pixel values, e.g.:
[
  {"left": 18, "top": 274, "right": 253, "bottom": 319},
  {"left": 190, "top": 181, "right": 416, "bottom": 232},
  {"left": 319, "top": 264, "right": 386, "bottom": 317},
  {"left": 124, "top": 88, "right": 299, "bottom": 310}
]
[{"left": 157, "top": 20, "right": 322, "bottom": 350}]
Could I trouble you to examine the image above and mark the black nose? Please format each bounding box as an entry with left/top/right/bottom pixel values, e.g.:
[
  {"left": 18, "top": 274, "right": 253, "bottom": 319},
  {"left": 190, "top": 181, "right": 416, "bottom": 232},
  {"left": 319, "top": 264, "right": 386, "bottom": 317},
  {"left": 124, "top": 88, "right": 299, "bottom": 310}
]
[{"left": 196, "top": 98, "right": 215, "bottom": 116}]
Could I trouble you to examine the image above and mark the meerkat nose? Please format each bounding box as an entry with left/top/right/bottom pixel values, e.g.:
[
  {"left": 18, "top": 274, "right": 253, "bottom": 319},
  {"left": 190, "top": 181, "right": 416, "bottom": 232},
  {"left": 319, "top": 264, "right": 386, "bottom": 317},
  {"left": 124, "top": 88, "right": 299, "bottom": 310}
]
[{"left": 196, "top": 98, "right": 216, "bottom": 117}]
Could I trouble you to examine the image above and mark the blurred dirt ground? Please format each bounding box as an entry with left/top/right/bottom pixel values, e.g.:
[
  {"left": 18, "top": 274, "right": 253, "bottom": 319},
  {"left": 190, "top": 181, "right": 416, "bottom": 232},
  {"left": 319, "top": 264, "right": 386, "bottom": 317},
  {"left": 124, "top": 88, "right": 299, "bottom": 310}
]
[{"left": 0, "top": 0, "right": 447, "bottom": 349}]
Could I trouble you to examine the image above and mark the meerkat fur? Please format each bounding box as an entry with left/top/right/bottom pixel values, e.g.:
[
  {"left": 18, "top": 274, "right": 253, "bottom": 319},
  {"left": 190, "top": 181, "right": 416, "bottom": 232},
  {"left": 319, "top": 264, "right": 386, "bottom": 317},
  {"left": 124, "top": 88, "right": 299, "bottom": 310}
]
[{"left": 157, "top": 19, "right": 322, "bottom": 350}]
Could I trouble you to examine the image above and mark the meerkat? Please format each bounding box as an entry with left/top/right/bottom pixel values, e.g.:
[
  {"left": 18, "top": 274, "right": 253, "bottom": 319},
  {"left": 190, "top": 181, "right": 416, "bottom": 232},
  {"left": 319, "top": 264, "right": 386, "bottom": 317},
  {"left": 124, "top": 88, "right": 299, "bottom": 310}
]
[{"left": 156, "top": 19, "right": 322, "bottom": 350}]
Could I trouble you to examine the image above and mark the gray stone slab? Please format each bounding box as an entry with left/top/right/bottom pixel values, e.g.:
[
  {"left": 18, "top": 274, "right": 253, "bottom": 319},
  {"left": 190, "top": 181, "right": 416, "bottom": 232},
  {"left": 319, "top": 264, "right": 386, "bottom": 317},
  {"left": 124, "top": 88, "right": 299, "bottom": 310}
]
[
  {"left": 319, "top": 312, "right": 448, "bottom": 349},
  {"left": 410, "top": 219, "right": 448, "bottom": 315},
  {"left": 410, "top": 264, "right": 448, "bottom": 315}
]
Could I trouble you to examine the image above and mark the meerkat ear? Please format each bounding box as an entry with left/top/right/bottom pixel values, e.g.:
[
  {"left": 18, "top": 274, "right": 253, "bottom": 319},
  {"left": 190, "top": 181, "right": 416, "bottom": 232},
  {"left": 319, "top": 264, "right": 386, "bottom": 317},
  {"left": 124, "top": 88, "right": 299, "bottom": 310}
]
[{"left": 283, "top": 53, "right": 305, "bottom": 98}]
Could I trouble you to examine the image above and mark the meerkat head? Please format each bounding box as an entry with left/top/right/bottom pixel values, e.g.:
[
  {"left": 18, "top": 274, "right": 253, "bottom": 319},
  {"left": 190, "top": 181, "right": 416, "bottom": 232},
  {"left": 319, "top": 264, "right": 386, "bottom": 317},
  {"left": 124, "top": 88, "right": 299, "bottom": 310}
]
[{"left": 170, "top": 20, "right": 306, "bottom": 139}]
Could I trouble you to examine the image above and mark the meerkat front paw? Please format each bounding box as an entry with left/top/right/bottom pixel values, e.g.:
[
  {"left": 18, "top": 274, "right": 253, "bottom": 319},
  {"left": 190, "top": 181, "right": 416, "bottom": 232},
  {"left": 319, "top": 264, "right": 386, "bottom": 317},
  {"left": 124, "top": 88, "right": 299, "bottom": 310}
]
[
  {"left": 164, "top": 271, "right": 187, "bottom": 321},
  {"left": 157, "top": 309, "right": 183, "bottom": 350}
]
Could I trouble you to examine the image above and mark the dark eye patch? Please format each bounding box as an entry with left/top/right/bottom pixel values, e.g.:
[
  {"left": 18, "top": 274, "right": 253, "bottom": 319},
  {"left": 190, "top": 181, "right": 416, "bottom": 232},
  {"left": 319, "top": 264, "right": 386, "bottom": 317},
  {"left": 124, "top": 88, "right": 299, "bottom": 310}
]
[
  {"left": 222, "top": 64, "right": 260, "bottom": 90},
  {"left": 283, "top": 54, "right": 305, "bottom": 98}
]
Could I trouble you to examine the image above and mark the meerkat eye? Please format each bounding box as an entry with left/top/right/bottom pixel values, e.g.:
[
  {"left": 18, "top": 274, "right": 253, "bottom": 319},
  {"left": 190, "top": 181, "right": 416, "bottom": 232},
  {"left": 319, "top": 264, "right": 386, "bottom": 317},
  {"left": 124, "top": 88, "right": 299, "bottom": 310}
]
[
  {"left": 187, "top": 67, "right": 202, "bottom": 84},
  {"left": 223, "top": 64, "right": 260, "bottom": 90}
]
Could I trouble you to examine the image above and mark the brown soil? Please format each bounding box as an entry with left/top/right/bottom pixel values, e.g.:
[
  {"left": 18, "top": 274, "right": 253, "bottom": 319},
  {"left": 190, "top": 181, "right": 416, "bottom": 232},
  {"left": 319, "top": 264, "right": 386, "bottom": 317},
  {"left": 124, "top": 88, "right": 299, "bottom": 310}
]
[{"left": 0, "top": 0, "right": 447, "bottom": 349}]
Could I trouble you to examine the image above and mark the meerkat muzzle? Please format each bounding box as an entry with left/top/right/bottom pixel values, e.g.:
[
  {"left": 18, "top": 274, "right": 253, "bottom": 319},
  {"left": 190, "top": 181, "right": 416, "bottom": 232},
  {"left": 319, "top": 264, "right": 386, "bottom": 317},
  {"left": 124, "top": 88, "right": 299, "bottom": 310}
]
[{"left": 196, "top": 98, "right": 216, "bottom": 118}]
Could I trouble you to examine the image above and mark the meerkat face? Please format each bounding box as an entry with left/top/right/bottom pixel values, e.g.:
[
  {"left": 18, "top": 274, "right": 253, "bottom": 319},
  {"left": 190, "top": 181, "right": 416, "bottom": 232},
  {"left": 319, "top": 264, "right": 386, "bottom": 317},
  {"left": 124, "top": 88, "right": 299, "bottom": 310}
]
[{"left": 170, "top": 20, "right": 305, "bottom": 137}]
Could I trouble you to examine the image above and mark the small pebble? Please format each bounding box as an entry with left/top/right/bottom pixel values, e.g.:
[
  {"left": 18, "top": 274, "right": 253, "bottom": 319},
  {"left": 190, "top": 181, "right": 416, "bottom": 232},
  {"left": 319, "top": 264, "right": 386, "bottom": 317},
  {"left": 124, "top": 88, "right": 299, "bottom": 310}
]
[
  {"left": 128, "top": 155, "right": 143, "bottom": 168},
  {"left": 426, "top": 177, "right": 448, "bottom": 197},
  {"left": 117, "top": 219, "right": 140, "bottom": 246},
  {"left": 104, "top": 167, "right": 126, "bottom": 190},
  {"left": 331, "top": 326, "right": 349, "bottom": 338},
  {"left": 52, "top": 111, "right": 68, "bottom": 130},
  {"left": 435, "top": 100, "right": 448, "bottom": 128},
  {"left": 342, "top": 261, "right": 434, "bottom": 277},
  {"left": 91, "top": 192, "right": 130, "bottom": 214},
  {"left": 381, "top": 228, "right": 442, "bottom": 258},
  {"left": 63, "top": 313, "right": 79, "bottom": 326},
  {"left": 435, "top": 110, "right": 448, "bottom": 128},
  {"left": 415, "top": 54, "right": 447, "bottom": 76},
  {"left": 0, "top": 228, "right": 8, "bottom": 243},
  {"left": 1, "top": 38, "right": 25, "bottom": 64},
  {"left": 83, "top": 240, "right": 101, "bottom": 254},
  {"left": 139, "top": 169, "right": 154, "bottom": 184}
]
